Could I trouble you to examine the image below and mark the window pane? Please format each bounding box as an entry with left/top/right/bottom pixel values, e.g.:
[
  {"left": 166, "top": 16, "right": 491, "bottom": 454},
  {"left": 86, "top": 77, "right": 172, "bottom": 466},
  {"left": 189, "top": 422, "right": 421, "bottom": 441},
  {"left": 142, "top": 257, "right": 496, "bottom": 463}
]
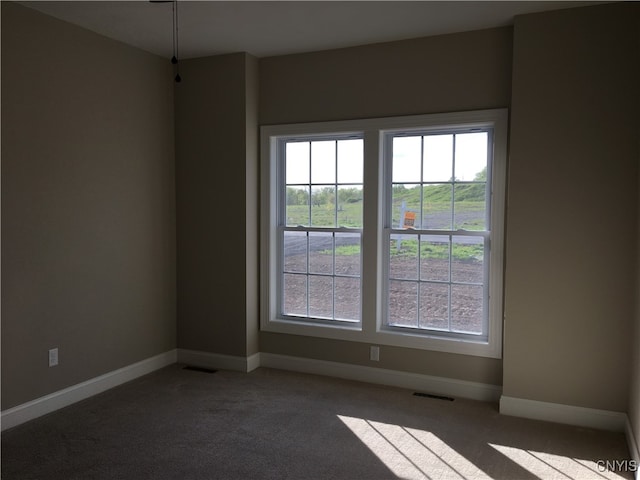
[
  {"left": 452, "top": 236, "right": 484, "bottom": 284},
  {"left": 286, "top": 186, "right": 309, "bottom": 226},
  {"left": 337, "top": 185, "right": 363, "bottom": 228},
  {"left": 391, "top": 184, "right": 420, "bottom": 229},
  {"left": 420, "top": 235, "right": 449, "bottom": 282},
  {"left": 454, "top": 183, "right": 486, "bottom": 230},
  {"left": 311, "top": 140, "right": 336, "bottom": 184},
  {"left": 335, "top": 233, "right": 360, "bottom": 276},
  {"left": 419, "top": 282, "right": 449, "bottom": 330},
  {"left": 309, "top": 275, "right": 333, "bottom": 319},
  {"left": 283, "top": 274, "right": 306, "bottom": 317},
  {"left": 337, "top": 139, "right": 363, "bottom": 183},
  {"left": 335, "top": 276, "right": 360, "bottom": 321},
  {"left": 454, "top": 132, "right": 487, "bottom": 181},
  {"left": 423, "top": 184, "right": 452, "bottom": 230},
  {"left": 310, "top": 186, "right": 335, "bottom": 227},
  {"left": 309, "top": 232, "right": 332, "bottom": 275},
  {"left": 389, "top": 234, "right": 418, "bottom": 280},
  {"left": 286, "top": 142, "right": 310, "bottom": 184},
  {"left": 392, "top": 136, "right": 421, "bottom": 183},
  {"left": 284, "top": 231, "right": 307, "bottom": 273},
  {"left": 388, "top": 280, "right": 418, "bottom": 327},
  {"left": 451, "top": 284, "right": 483, "bottom": 334},
  {"left": 423, "top": 134, "right": 453, "bottom": 182}
]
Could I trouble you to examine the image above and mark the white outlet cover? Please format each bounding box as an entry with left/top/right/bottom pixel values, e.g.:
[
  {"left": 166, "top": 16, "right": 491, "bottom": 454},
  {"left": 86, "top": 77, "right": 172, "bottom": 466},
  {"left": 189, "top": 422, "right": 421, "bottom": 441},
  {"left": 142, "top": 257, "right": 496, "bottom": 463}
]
[
  {"left": 49, "top": 348, "right": 59, "bottom": 367},
  {"left": 370, "top": 346, "right": 380, "bottom": 361}
]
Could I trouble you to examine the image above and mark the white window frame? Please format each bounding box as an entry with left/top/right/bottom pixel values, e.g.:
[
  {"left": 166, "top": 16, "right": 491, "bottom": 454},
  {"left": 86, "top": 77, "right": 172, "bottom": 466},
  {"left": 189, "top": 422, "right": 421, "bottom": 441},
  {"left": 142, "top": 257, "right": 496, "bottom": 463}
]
[{"left": 261, "top": 109, "right": 507, "bottom": 358}]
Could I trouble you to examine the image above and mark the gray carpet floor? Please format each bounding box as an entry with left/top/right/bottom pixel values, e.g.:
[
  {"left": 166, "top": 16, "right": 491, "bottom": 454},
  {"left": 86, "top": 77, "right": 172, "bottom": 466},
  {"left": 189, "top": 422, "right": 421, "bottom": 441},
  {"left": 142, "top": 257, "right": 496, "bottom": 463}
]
[{"left": 1, "top": 364, "right": 633, "bottom": 480}]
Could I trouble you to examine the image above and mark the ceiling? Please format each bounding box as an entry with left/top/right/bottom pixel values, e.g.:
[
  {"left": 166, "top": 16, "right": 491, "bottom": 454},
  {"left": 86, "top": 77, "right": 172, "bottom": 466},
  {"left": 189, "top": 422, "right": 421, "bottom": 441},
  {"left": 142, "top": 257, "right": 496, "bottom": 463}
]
[{"left": 21, "top": 1, "right": 602, "bottom": 60}]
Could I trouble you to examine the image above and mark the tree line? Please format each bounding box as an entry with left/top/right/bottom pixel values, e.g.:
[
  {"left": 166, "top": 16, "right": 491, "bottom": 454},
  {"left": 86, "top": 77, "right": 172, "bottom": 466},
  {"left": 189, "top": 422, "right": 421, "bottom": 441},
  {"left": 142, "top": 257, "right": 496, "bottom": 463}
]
[{"left": 287, "top": 187, "right": 362, "bottom": 207}]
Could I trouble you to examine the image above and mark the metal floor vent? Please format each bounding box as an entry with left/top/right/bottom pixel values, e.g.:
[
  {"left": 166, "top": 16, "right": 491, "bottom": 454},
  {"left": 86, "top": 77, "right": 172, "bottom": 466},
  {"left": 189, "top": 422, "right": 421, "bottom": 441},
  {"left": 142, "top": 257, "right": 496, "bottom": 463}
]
[
  {"left": 183, "top": 365, "right": 218, "bottom": 374},
  {"left": 413, "top": 392, "right": 454, "bottom": 401}
]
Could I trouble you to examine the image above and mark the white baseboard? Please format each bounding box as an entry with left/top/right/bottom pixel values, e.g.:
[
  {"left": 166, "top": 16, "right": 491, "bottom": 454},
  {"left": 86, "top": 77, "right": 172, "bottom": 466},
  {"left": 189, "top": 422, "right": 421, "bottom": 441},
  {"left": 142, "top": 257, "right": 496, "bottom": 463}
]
[
  {"left": 1, "top": 349, "right": 177, "bottom": 432},
  {"left": 626, "top": 415, "right": 640, "bottom": 480},
  {"left": 499, "top": 395, "right": 627, "bottom": 432},
  {"left": 246, "top": 352, "right": 261, "bottom": 372},
  {"left": 177, "top": 349, "right": 259, "bottom": 373},
  {"left": 7, "top": 346, "right": 632, "bottom": 451},
  {"left": 259, "top": 352, "right": 502, "bottom": 402}
]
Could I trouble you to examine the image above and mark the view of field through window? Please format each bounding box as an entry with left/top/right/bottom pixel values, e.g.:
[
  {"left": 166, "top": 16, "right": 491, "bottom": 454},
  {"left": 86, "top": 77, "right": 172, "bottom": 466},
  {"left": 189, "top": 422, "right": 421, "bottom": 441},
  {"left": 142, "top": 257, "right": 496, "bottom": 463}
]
[
  {"left": 281, "top": 132, "right": 490, "bottom": 335},
  {"left": 387, "top": 132, "right": 488, "bottom": 334},
  {"left": 282, "top": 139, "right": 363, "bottom": 321}
]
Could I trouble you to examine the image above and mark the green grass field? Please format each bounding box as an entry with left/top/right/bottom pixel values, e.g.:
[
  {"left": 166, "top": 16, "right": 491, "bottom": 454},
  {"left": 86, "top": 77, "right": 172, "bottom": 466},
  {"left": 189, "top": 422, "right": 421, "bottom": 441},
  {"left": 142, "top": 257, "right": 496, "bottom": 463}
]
[
  {"left": 286, "top": 184, "right": 485, "bottom": 229},
  {"left": 286, "top": 183, "right": 485, "bottom": 261}
]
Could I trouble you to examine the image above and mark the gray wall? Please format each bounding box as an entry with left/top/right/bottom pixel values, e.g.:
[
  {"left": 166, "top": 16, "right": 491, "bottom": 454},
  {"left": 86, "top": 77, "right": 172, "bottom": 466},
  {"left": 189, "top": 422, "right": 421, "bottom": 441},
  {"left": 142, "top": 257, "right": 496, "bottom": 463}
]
[
  {"left": 260, "top": 27, "right": 512, "bottom": 125},
  {"left": 504, "top": 3, "right": 639, "bottom": 412},
  {"left": 1, "top": 3, "right": 176, "bottom": 409},
  {"left": 175, "top": 53, "right": 259, "bottom": 357},
  {"left": 632, "top": 149, "right": 640, "bottom": 453},
  {"left": 258, "top": 27, "right": 512, "bottom": 386},
  {"left": 245, "top": 55, "right": 260, "bottom": 357}
]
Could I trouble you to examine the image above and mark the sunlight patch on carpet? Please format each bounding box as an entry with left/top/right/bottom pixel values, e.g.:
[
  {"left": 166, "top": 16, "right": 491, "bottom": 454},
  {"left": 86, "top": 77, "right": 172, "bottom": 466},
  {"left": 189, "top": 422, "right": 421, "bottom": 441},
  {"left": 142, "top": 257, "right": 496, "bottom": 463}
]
[
  {"left": 337, "top": 415, "right": 491, "bottom": 480},
  {"left": 489, "top": 443, "right": 629, "bottom": 480}
]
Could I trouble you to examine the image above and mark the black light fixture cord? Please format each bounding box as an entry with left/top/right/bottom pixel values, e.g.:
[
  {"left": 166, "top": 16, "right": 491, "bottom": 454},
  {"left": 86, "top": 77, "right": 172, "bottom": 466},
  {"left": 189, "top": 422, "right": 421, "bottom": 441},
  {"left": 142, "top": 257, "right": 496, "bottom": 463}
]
[{"left": 173, "top": 0, "right": 181, "bottom": 82}]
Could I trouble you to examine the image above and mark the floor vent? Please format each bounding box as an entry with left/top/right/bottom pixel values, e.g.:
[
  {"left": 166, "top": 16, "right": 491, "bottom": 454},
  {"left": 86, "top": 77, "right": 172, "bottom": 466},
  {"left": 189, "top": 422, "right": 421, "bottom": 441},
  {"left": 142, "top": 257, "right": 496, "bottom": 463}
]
[
  {"left": 413, "top": 392, "right": 454, "bottom": 401},
  {"left": 183, "top": 366, "right": 218, "bottom": 374}
]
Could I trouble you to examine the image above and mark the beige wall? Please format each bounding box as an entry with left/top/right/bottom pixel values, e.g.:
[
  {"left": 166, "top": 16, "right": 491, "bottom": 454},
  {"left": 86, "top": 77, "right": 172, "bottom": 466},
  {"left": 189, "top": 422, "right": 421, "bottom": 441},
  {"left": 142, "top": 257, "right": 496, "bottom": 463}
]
[
  {"left": 1, "top": 3, "right": 176, "bottom": 409},
  {"left": 260, "top": 333, "right": 503, "bottom": 385},
  {"left": 245, "top": 54, "right": 261, "bottom": 356},
  {"left": 260, "top": 27, "right": 512, "bottom": 126},
  {"left": 631, "top": 149, "right": 640, "bottom": 454},
  {"left": 258, "top": 27, "right": 512, "bottom": 385},
  {"left": 175, "top": 53, "right": 259, "bottom": 357},
  {"left": 504, "top": 3, "right": 639, "bottom": 412}
]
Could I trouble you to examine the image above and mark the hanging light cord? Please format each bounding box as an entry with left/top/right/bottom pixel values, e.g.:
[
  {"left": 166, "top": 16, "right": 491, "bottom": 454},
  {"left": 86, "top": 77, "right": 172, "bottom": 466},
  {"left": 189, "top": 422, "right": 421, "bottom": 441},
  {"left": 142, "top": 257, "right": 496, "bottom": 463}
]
[{"left": 172, "top": 0, "right": 181, "bottom": 82}]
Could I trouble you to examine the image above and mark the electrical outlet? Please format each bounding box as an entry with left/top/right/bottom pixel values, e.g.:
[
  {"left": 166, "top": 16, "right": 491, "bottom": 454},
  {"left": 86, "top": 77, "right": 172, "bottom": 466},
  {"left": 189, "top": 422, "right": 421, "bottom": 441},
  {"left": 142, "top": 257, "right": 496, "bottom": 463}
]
[
  {"left": 48, "top": 348, "right": 58, "bottom": 367},
  {"left": 370, "top": 345, "right": 380, "bottom": 362}
]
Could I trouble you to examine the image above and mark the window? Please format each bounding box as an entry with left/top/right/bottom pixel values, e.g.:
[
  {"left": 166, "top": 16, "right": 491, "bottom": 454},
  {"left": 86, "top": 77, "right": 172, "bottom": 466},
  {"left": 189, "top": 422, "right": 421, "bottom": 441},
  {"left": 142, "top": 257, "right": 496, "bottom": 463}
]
[
  {"left": 261, "top": 110, "right": 507, "bottom": 358},
  {"left": 281, "top": 136, "right": 364, "bottom": 323},
  {"left": 384, "top": 130, "right": 490, "bottom": 339}
]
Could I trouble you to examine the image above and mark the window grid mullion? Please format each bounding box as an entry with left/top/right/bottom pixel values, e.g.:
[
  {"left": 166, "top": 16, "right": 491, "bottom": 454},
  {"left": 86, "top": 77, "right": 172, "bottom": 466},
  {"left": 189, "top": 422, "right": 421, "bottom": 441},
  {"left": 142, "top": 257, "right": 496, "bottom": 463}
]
[
  {"left": 334, "top": 141, "right": 338, "bottom": 228},
  {"left": 447, "top": 234, "right": 453, "bottom": 332},
  {"left": 308, "top": 141, "right": 314, "bottom": 227},
  {"left": 332, "top": 232, "right": 336, "bottom": 319},
  {"left": 284, "top": 226, "right": 362, "bottom": 233},
  {"left": 451, "top": 134, "right": 457, "bottom": 230},
  {"left": 388, "top": 228, "right": 488, "bottom": 238},
  {"left": 306, "top": 233, "right": 310, "bottom": 318},
  {"left": 307, "top": 141, "right": 311, "bottom": 317},
  {"left": 419, "top": 136, "right": 425, "bottom": 231}
]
